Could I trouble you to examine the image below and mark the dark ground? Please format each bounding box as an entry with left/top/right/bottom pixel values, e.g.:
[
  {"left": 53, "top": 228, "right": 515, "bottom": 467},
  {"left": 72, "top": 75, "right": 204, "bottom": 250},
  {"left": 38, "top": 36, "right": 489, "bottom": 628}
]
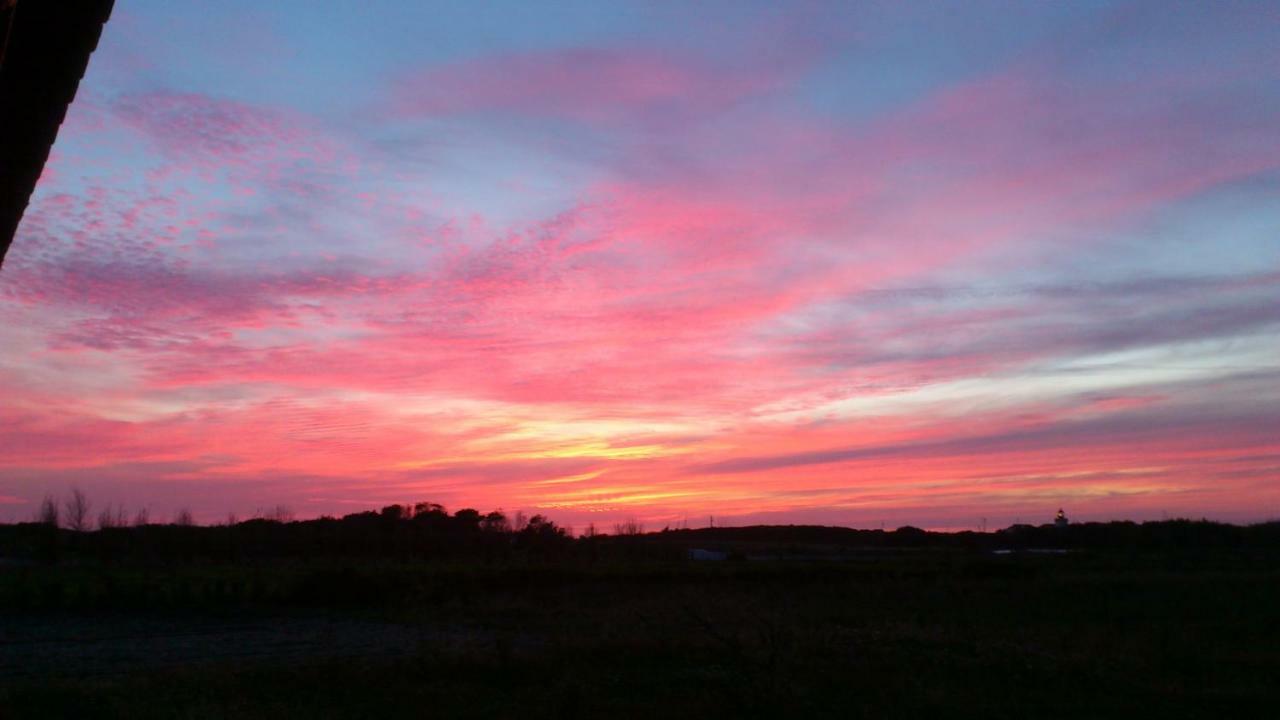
[{"left": 1, "top": 543, "right": 1277, "bottom": 719}]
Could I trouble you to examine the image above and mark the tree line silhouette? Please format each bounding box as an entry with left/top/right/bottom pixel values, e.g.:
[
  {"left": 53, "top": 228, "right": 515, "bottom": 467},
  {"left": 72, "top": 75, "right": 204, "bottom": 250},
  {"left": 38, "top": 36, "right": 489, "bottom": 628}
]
[{"left": 4, "top": 487, "right": 1279, "bottom": 565}]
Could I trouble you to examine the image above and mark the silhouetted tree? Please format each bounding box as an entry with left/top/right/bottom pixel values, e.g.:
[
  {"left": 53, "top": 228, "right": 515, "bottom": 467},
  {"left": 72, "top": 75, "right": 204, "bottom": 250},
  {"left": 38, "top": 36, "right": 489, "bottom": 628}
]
[
  {"left": 613, "top": 518, "right": 644, "bottom": 536},
  {"left": 261, "top": 505, "right": 294, "bottom": 523},
  {"left": 64, "top": 487, "right": 91, "bottom": 531},
  {"left": 97, "top": 504, "right": 128, "bottom": 529},
  {"left": 36, "top": 494, "right": 59, "bottom": 526},
  {"left": 522, "top": 514, "right": 563, "bottom": 538},
  {"left": 413, "top": 502, "right": 446, "bottom": 518},
  {"left": 172, "top": 508, "right": 195, "bottom": 526},
  {"left": 453, "top": 508, "right": 482, "bottom": 530},
  {"left": 481, "top": 510, "right": 509, "bottom": 533},
  {"left": 411, "top": 502, "right": 450, "bottom": 532},
  {"left": 891, "top": 526, "right": 928, "bottom": 547},
  {"left": 132, "top": 507, "right": 150, "bottom": 526}
]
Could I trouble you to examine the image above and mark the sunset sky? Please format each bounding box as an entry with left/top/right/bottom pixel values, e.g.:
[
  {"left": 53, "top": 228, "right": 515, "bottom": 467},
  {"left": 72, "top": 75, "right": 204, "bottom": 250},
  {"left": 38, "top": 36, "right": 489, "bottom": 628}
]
[{"left": 2, "top": 0, "right": 1278, "bottom": 529}]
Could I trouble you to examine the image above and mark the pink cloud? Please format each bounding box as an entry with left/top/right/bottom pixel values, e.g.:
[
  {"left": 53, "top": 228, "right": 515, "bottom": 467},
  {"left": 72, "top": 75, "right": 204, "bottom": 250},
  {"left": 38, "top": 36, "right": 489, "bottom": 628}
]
[
  {"left": 112, "top": 91, "right": 344, "bottom": 171},
  {"left": 3, "top": 20, "right": 1278, "bottom": 528}
]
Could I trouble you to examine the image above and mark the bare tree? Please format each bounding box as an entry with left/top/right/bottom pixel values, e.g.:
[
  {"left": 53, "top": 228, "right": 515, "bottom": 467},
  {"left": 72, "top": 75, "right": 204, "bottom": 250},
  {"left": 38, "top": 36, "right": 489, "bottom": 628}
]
[
  {"left": 63, "top": 487, "right": 92, "bottom": 531},
  {"left": 512, "top": 510, "right": 529, "bottom": 532},
  {"left": 97, "top": 504, "right": 129, "bottom": 529},
  {"left": 262, "top": 505, "right": 293, "bottom": 523},
  {"left": 132, "top": 507, "right": 150, "bottom": 527},
  {"left": 613, "top": 518, "right": 645, "bottom": 536},
  {"left": 36, "top": 494, "right": 60, "bottom": 526},
  {"left": 172, "top": 508, "right": 195, "bottom": 526}
]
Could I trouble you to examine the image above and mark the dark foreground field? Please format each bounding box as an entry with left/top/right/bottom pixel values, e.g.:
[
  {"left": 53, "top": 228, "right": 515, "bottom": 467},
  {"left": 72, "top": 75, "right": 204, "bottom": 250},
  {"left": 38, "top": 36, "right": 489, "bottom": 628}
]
[{"left": 2, "top": 523, "right": 1278, "bottom": 718}]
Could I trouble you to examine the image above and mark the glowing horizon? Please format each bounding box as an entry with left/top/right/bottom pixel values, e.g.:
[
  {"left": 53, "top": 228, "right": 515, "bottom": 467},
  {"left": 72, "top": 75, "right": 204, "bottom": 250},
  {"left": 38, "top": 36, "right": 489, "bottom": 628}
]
[{"left": 2, "top": 1, "right": 1278, "bottom": 530}]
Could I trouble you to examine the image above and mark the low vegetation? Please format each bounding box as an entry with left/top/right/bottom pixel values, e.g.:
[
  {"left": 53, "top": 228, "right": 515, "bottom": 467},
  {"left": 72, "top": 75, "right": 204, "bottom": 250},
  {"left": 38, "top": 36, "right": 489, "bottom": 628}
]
[{"left": 1, "top": 493, "right": 1277, "bottom": 717}]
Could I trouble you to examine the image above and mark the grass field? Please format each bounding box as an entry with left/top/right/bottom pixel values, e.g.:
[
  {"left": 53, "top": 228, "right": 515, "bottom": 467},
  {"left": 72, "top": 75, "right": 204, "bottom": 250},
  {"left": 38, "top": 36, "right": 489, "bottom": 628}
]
[{"left": 2, "top": 544, "right": 1277, "bottom": 718}]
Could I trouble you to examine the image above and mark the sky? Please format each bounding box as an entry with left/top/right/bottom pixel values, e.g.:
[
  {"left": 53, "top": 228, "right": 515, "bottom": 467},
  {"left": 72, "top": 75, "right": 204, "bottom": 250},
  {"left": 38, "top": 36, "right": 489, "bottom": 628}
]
[{"left": 1, "top": 0, "right": 1278, "bottom": 530}]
